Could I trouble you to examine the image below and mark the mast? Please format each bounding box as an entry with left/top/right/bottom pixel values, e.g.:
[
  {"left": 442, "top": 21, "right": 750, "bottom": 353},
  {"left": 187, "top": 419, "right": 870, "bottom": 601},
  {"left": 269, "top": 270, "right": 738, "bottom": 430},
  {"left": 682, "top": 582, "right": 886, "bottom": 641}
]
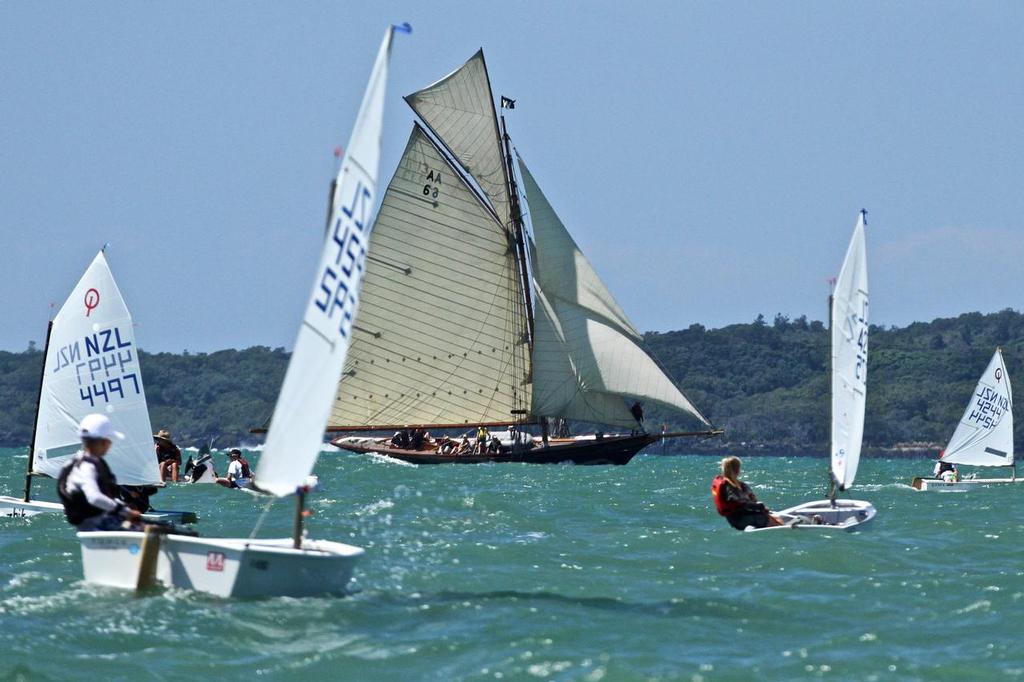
[
  {"left": 500, "top": 112, "right": 535, "bottom": 351},
  {"left": 23, "top": 320, "right": 53, "bottom": 502},
  {"left": 828, "top": 288, "right": 837, "bottom": 505}
]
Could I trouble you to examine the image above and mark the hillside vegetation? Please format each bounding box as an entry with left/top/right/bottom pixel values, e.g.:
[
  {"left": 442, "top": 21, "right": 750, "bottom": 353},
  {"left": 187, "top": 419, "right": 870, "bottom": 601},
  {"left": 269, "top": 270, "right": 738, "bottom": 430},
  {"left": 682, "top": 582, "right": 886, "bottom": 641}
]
[{"left": 1, "top": 310, "right": 1022, "bottom": 452}]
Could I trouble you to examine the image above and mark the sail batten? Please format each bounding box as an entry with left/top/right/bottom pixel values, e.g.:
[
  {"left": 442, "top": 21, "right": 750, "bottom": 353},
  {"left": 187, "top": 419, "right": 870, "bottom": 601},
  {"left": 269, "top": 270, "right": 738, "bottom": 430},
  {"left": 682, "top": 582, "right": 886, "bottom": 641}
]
[
  {"left": 329, "top": 122, "right": 531, "bottom": 430},
  {"left": 520, "top": 158, "right": 710, "bottom": 429},
  {"left": 32, "top": 251, "right": 159, "bottom": 486},
  {"left": 830, "top": 212, "right": 869, "bottom": 490},
  {"left": 941, "top": 349, "right": 1013, "bottom": 467}
]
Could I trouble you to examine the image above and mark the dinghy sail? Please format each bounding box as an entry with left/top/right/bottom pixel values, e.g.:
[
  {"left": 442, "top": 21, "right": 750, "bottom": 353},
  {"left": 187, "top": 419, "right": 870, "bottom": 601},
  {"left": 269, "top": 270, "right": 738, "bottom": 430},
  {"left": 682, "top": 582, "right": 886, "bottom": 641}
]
[
  {"left": 746, "top": 211, "right": 875, "bottom": 532},
  {"left": 1, "top": 251, "right": 194, "bottom": 523},
  {"left": 330, "top": 49, "right": 720, "bottom": 464},
  {"left": 77, "top": 23, "right": 405, "bottom": 597},
  {"left": 911, "top": 349, "right": 1017, "bottom": 490}
]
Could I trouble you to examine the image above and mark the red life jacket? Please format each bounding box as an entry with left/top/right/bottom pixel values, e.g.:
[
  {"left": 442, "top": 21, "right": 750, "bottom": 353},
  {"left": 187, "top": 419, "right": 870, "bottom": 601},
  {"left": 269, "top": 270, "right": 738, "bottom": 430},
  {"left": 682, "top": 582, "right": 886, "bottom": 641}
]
[
  {"left": 240, "top": 458, "right": 252, "bottom": 479},
  {"left": 711, "top": 475, "right": 744, "bottom": 516}
]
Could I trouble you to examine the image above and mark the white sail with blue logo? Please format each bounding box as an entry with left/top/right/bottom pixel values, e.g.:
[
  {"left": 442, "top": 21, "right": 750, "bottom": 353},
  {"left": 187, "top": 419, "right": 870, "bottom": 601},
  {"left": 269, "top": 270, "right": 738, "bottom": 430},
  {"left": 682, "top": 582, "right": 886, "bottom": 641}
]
[
  {"left": 32, "top": 250, "right": 159, "bottom": 486},
  {"left": 830, "top": 212, "right": 869, "bottom": 491},
  {"left": 941, "top": 349, "right": 1013, "bottom": 467},
  {"left": 256, "top": 25, "right": 397, "bottom": 497}
]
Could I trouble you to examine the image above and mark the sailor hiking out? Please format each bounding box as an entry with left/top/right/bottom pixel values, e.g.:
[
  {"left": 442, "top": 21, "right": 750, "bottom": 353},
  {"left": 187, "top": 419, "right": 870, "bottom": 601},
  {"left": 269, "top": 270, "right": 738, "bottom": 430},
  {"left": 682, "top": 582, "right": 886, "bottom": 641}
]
[{"left": 57, "top": 414, "right": 144, "bottom": 532}]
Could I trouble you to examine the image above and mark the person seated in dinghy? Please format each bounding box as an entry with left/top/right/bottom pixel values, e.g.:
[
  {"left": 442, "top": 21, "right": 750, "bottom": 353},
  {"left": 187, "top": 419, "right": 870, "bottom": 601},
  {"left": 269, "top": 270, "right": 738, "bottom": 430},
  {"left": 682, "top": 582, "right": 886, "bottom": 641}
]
[
  {"left": 57, "top": 414, "right": 144, "bottom": 532},
  {"left": 154, "top": 429, "right": 182, "bottom": 483},
  {"left": 215, "top": 449, "right": 252, "bottom": 489},
  {"left": 435, "top": 436, "right": 457, "bottom": 455},
  {"left": 390, "top": 429, "right": 411, "bottom": 449},
  {"left": 457, "top": 436, "right": 472, "bottom": 455},
  {"left": 933, "top": 459, "right": 959, "bottom": 482},
  {"left": 711, "top": 456, "right": 785, "bottom": 531}
]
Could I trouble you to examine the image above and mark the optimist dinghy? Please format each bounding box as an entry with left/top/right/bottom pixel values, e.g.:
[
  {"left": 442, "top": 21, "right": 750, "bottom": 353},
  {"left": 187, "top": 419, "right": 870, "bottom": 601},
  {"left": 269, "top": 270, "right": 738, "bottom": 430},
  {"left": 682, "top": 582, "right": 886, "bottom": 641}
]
[
  {"left": 747, "top": 211, "right": 876, "bottom": 532},
  {"left": 0, "top": 251, "right": 195, "bottom": 524},
  {"left": 912, "top": 348, "right": 1016, "bottom": 492},
  {"left": 76, "top": 23, "right": 407, "bottom": 598}
]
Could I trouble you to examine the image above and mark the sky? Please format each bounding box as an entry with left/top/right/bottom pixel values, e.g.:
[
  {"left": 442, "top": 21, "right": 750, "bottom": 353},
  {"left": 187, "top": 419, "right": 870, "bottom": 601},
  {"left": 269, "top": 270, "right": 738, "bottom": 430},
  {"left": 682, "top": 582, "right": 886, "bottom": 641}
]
[{"left": 2, "top": 2, "right": 1022, "bottom": 352}]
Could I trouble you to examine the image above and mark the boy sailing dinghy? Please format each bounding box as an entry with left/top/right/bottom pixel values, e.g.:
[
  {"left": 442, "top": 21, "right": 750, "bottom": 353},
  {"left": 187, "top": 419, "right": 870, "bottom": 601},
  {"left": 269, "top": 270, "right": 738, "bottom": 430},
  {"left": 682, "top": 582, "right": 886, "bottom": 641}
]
[
  {"left": 747, "top": 211, "right": 876, "bottom": 532},
  {"left": 75, "top": 24, "right": 405, "bottom": 598},
  {"left": 912, "top": 348, "right": 1016, "bottom": 491},
  {"left": 330, "top": 50, "right": 720, "bottom": 465},
  {"left": 0, "top": 251, "right": 194, "bottom": 524}
]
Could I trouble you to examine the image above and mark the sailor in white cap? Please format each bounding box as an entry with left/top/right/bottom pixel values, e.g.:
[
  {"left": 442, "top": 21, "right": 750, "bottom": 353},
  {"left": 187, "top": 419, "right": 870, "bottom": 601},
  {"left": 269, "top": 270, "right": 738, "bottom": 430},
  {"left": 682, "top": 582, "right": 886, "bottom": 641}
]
[{"left": 57, "top": 414, "right": 143, "bottom": 531}]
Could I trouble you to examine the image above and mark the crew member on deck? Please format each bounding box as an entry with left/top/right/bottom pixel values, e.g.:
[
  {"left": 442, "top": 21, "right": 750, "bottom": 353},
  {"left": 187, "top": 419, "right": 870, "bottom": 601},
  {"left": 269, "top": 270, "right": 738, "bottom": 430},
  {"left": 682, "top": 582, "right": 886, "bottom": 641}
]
[
  {"left": 476, "top": 426, "right": 490, "bottom": 454},
  {"left": 711, "top": 456, "right": 784, "bottom": 531},
  {"left": 154, "top": 429, "right": 182, "bottom": 483},
  {"left": 216, "top": 449, "right": 252, "bottom": 488},
  {"left": 57, "top": 414, "right": 143, "bottom": 532}
]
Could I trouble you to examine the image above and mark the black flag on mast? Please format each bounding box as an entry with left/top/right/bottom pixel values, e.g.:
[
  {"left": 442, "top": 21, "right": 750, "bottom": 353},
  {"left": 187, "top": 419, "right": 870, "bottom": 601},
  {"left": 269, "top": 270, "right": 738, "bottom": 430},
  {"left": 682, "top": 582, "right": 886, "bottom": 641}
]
[{"left": 500, "top": 96, "right": 516, "bottom": 109}]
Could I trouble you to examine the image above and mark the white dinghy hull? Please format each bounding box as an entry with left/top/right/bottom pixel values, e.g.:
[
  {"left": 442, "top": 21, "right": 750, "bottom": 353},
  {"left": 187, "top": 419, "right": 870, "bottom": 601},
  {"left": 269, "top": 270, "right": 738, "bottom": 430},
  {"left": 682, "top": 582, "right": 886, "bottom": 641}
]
[
  {"left": 0, "top": 495, "right": 195, "bottom": 523},
  {"left": 78, "top": 531, "right": 363, "bottom": 598},
  {"left": 744, "top": 499, "right": 876, "bottom": 533},
  {"left": 911, "top": 476, "right": 1022, "bottom": 492}
]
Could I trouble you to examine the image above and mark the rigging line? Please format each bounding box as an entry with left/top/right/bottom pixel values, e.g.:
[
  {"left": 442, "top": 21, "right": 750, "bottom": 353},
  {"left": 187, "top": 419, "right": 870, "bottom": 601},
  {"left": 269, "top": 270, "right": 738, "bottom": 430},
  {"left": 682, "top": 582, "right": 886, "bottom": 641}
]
[{"left": 248, "top": 496, "right": 276, "bottom": 540}]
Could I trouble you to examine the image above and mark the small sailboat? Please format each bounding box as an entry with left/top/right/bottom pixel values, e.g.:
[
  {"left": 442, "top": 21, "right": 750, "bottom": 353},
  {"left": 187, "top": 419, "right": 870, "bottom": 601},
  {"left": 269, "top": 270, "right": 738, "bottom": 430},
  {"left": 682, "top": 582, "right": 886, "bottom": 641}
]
[
  {"left": 912, "top": 348, "right": 1016, "bottom": 491},
  {"left": 747, "top": 211, "right": 876, "bottom": 532},
  {"left": 329, "top": 49, "right": 720, "bottom": 465},
  {"left": 0, "top": 250, "right": 195, "bottom": 524},
  {"left": 74, "top": 23, "right": 404, "bottom": 598}
]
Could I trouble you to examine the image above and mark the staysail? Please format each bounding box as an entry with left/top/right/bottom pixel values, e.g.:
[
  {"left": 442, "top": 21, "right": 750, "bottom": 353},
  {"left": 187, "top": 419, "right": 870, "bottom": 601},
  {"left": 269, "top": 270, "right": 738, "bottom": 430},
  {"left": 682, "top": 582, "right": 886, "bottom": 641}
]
[
  {"left": 830, "top": 211, "right": 869, "bottom": 490},
  {"left": 327, "top": 124, "right": 531, "bottom": 430},
  {"left": 941, "top": 349, "right": 1013, "bottom": 467},
  {"left": 32, "top": 251, "right": 159, "bottom": 485},
  {"left": 521, "top": 158, "right": 710, "bottom": 429},
  {"left": 404, "top": 49, "right": 510, "bottom": 224},
  {"left": 257, "top": 25, "right": 399, "bottom": 496}
]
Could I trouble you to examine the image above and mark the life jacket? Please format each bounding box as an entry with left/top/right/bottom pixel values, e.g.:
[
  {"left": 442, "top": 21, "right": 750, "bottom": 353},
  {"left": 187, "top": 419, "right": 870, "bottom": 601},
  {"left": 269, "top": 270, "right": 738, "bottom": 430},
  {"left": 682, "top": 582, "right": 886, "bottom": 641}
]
[
  {"left": 57, "top": 454, "right": 120, "bottom": 526},
  {"left": 239, "top": 457, "right": 252, "bottom": 479},
  {"left": 711, "top": 475, "right": 744, "bottom": 516}
]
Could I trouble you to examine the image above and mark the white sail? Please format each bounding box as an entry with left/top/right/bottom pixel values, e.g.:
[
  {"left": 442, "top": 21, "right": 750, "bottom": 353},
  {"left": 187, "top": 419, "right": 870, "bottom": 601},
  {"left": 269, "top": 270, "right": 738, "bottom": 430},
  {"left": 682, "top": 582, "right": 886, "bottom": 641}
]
[
  {"left": 257, "top": 26, "right": 397, "bottom": 496},
  {"left": 404, "top": 50, "right": 509, "bottom": 224},
  {"left": 830, "top": 212, "right": 869, "bottom": 490},
  {"left": 521, "top": 158, "right": 709, "bottom": 428},
  {"left": 32, "top": 251, "right": 159, "bottom": 485},
  {"left": 328, "top": 124, "right": 531, "bottom": 429},
  {"left": 941, "top": 349, "right": 1013, "bottom": 467}
]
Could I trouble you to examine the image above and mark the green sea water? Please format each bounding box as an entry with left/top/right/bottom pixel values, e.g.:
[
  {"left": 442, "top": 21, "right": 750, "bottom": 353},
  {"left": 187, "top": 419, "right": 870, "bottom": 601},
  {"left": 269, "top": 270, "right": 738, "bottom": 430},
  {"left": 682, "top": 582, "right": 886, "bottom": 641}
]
[{"left": 1, "top": 447, "right": 1022, "bottom": 681}]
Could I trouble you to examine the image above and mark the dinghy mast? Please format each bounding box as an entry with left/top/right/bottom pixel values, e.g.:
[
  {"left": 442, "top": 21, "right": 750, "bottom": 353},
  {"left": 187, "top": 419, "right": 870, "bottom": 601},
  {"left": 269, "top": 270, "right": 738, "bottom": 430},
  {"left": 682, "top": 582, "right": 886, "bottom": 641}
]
[{"left": 22, "top": 320, "right": 53, "bottom": 502}]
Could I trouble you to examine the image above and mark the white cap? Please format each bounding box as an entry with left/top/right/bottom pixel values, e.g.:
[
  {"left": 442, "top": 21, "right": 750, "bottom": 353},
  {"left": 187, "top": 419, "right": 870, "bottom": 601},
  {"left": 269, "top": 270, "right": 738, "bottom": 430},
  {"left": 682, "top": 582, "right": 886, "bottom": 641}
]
[{"left": 78, "top": 414, "right": 125, "bottom": 441}]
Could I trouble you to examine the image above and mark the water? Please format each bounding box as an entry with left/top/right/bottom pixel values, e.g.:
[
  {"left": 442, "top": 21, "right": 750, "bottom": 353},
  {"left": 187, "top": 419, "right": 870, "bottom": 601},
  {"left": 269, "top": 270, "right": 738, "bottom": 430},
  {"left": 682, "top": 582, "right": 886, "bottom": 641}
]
[{"left": 1, "top": 449, "right": 1022, "bottom": 681}]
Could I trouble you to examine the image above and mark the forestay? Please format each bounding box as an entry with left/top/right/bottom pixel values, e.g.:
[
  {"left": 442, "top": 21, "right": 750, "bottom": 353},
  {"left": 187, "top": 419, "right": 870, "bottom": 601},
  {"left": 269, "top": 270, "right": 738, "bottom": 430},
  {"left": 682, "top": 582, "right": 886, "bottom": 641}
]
[
  {"left": 941, "top": 349, "right": 1013, "bottom": 467},
  {"left": 830, "top": 212, "right": 869, "bottom": 490},
  {"left": 328, "top": 124, "right": 531, "bottom": 429},
  {"left": 257, "top": 26, "right": 397, "bottom": 497},
  {"left": 404, "top": 49, "right": 510, "bottom": 224},
  {"left": 32, "top": 251, "right": 159, "bottom": 485},
  {"left": 521, "top": 158, "right": 710, "bottom": 429}
]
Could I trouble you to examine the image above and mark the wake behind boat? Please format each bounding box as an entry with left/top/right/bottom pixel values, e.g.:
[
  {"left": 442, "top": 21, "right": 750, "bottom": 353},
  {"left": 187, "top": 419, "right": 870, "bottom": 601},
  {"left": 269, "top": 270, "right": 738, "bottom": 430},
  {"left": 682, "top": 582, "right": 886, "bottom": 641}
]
[
  {"left": 0, "top": 250, "right": 195, "bottom": 524},
  {"left": 911, "top": 348, "right": 1015, "bottom": 492},
  {"left": 327, "top": 50, "right": 720, "bottom": 464},
  {"left": 746, "top": 211, "right": 876, "bottom": 532}
]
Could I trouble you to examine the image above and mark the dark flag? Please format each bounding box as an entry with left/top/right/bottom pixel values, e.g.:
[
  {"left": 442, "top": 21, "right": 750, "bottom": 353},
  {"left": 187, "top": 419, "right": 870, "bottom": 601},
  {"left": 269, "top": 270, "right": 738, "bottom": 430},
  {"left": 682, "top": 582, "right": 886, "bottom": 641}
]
[{"left": 500, "top": 96, "right": 516, "bottom": 109}]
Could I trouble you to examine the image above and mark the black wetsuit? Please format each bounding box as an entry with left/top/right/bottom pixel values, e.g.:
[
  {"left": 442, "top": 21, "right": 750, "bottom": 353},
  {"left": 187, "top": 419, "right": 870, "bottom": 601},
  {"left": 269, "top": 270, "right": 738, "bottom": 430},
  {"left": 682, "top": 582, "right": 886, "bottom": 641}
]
[{"left": 720, "top": 480, "right": 773, "bottom": 530}]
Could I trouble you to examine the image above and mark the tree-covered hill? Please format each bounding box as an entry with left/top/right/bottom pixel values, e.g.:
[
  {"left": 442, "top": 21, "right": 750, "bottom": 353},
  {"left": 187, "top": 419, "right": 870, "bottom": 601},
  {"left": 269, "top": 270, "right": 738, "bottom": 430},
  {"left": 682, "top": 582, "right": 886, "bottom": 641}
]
[{"left": 1, "top": 309, "right": 1022, "bottom": 453}]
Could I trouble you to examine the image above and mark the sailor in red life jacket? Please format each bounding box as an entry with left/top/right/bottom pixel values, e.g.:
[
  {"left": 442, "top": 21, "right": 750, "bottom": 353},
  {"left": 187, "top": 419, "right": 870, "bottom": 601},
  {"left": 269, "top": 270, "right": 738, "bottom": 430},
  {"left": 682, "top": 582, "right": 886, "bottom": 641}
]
[
  {"left": 711, "top": 456, "right": 784, "bottom": 530},
  {"left": 215, "top": 449, "right": 252, "bottom": 488}
]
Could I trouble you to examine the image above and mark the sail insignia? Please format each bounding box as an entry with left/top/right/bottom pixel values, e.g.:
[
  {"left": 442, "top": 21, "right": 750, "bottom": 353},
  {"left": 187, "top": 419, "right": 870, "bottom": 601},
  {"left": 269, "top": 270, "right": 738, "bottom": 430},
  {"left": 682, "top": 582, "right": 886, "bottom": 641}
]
[{"left": 941, "top": 348, "right": 1013, "bottom": 467}]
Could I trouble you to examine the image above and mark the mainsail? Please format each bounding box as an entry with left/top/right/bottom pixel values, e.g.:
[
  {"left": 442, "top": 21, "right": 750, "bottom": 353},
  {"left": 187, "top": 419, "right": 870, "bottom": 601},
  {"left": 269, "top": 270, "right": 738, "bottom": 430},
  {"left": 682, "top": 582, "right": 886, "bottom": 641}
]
[
  {"left": 257, "top": 25, "right": 399, "bottom": 496},
  {"left": 521, "top": 158, "right": 710, "bottom": 429},
  {"left": 32, "top": 251, "right": 159, "bottom": 485},
  {"left": 830, "top": 211, "right": 869, "bottom": 490},
  {"left": 404, "top": 49, "right": 510, "bottom": 224},
  {"left": 941, "top": 349, "right": 1013, "bottom": 467},
  {"left": 328, "top": 124, "right": 531, "bottom": 429}
]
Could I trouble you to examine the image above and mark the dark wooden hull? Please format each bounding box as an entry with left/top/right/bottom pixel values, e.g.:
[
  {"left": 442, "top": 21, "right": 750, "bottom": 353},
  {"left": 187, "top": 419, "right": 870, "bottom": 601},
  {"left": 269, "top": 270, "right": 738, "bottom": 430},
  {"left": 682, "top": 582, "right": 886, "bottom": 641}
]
[{"left": 330, "top": 434, "right": 661, "bottom": 465}]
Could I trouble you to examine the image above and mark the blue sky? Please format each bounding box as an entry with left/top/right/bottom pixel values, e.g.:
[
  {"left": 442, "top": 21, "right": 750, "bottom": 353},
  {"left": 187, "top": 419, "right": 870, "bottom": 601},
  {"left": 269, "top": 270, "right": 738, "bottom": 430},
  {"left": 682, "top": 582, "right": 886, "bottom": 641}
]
[{"left": 2, "top": 2, "right": 1022, "bottom": 352}]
